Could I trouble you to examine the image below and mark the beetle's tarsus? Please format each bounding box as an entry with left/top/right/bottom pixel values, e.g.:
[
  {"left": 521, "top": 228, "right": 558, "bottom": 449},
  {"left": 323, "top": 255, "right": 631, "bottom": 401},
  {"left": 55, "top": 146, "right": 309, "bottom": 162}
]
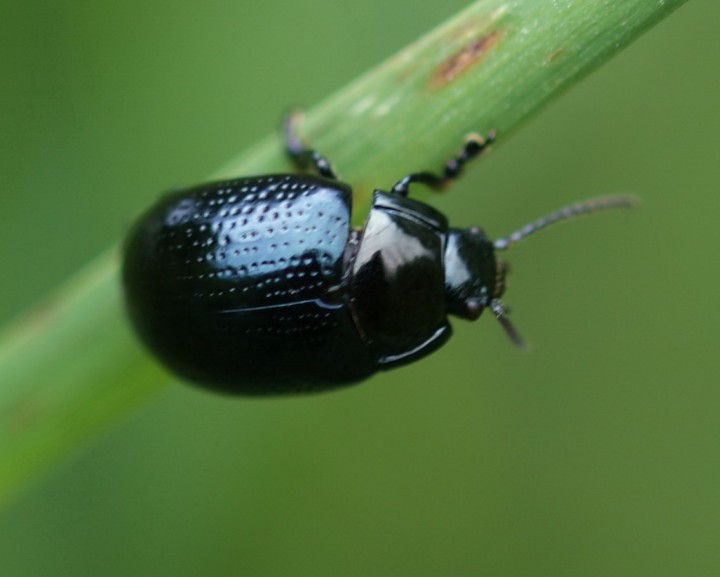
[
  {"left": 283, "top": 112, "right": 338, "bottom": 180},
  {"left": 390, "top": 130, "right": 496, "bottom": 197}
]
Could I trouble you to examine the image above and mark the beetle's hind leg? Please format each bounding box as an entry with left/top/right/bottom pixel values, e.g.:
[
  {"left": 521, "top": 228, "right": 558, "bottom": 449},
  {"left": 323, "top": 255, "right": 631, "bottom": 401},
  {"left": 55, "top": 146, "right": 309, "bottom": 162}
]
[
  {"left": 390, "top": 130, "right": 496, "bottom": 197},
  {"left": 283, "top": 112, "right": 338, "bottom": 180}
]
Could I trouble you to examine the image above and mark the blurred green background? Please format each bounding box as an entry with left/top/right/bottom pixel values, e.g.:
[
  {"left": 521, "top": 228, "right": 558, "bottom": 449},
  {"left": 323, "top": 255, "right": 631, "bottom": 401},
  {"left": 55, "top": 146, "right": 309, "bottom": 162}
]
[{"left": 1, "top": 1, "right": 719, "bottom": 576}]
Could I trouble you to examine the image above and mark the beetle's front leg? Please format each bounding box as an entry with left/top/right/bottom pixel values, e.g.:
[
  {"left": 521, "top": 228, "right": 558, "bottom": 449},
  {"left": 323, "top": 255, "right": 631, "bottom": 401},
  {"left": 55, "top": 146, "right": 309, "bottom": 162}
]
[{"left": 390, "top": 130, "right": 496, "bottom": 197}]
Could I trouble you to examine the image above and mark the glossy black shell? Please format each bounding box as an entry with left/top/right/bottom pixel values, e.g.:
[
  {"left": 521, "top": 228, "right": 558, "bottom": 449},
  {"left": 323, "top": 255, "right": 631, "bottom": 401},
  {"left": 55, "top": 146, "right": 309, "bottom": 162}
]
[
  {"left": 125, "top": 175, "right": 358, "bottom": 393},
  {"left": 123, "top": 174, "right": 457, "bottom": 394}
]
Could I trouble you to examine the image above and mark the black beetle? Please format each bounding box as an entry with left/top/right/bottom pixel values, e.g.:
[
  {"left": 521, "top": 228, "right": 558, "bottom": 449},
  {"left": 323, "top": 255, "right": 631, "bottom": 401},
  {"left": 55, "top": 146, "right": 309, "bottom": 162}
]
[{"left": 122, "top": 115, "right": 634, "bottom": 394}]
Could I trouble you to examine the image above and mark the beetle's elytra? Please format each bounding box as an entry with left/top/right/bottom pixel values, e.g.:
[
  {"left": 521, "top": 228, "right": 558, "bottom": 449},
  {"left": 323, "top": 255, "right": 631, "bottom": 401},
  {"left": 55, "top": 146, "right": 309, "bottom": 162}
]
[{"left": 122, "top": 114, "right": 634, "bottom": 395}]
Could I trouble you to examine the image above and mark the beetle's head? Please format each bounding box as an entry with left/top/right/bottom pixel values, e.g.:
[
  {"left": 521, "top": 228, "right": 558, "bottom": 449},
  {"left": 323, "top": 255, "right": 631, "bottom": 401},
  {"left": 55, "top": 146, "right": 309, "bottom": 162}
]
[
  {"left": 443, "top": 195, "right": 637, "bottom": 348},
  {"left": 444, "top": 226, "right": 500, "bottom": 317},
  {"left": 444, "top": 226, "right": 523, "bottom": 347}
]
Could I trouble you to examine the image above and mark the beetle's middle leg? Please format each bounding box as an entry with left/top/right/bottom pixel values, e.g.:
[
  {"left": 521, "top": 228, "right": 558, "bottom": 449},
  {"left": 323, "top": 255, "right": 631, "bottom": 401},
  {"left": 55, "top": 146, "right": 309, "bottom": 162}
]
[
  {"left": 390, "top": 130, "right": 496, "bottom": 197},
  {"left": 283, "top": 112, "right": 338, "bottom": 180}
]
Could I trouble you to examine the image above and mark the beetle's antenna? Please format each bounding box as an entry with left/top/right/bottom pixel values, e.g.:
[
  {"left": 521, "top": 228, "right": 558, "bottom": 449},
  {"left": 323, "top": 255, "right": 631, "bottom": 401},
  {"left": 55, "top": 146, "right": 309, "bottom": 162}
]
[
  {"left": 493, "top": 195, "right": 637, "bottom": 251},
  {"left": 490, "top": 299, "right": 526, "bottom": 349}
]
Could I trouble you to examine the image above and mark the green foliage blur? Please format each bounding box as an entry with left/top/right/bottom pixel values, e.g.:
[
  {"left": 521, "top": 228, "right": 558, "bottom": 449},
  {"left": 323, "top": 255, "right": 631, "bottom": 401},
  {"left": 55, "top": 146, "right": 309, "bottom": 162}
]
[{"left": 1, "top": 1, "right": 719, "bottom": 576}]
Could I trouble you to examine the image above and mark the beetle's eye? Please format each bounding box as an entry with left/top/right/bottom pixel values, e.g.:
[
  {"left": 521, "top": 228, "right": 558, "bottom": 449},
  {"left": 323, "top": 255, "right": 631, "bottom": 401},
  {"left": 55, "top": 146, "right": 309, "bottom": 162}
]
[{"left": 466, "top": 299, "right": 483, "bottom": 320}]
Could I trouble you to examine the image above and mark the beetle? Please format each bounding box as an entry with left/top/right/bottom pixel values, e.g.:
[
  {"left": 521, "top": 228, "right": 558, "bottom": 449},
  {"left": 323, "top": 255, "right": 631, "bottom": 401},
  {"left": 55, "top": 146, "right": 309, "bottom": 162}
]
[{"left": 122, "top": 114, "right": 634, "bottom": 394}]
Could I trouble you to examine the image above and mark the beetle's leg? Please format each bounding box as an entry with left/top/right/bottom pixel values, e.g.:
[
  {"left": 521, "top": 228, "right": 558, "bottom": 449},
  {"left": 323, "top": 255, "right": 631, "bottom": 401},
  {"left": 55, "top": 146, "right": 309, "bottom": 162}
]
[
  {"left": 283, "top": 112, "right": 338, "bottom": 180},
  {"left": 390, "top": 130, "right": 496, "bottom": 197}
]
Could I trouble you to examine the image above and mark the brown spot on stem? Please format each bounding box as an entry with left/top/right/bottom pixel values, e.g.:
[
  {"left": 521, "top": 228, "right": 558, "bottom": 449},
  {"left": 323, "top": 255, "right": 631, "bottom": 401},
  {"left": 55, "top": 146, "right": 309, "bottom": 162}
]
[
  {"left": 431, "top": 29, "right": 502, "bottom": 88},
  {"left": 546, "top": 48, "right": 565, "bottom": 64}
]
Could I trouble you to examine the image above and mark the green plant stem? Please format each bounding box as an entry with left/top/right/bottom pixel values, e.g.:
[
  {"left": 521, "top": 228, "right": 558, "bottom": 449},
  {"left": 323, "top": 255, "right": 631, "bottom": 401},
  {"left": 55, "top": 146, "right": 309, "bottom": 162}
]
[{"left": 0, "top": 0, "right": 688, "bottom": 506}]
